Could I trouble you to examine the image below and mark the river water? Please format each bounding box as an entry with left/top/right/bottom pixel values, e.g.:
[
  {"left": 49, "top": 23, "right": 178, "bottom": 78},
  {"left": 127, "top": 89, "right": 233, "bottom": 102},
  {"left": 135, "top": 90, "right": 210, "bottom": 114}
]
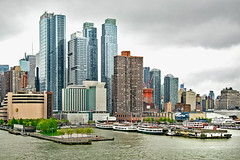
[{"left": 0, "top": 129, "right": 239, "bottom": 160}]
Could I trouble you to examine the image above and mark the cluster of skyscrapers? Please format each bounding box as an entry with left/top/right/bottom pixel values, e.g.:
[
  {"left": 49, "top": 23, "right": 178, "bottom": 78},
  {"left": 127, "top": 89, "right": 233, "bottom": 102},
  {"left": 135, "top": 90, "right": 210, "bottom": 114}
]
[{"left": 0, "top": 11, "right": 239, "bottom": 122}]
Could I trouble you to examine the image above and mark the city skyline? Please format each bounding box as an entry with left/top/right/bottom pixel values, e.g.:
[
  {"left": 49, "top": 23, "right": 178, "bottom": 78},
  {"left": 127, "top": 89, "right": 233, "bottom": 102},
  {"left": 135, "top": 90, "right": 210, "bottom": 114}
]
[{"left": 0, "top": 0, "right": 240, "bottom": 96}]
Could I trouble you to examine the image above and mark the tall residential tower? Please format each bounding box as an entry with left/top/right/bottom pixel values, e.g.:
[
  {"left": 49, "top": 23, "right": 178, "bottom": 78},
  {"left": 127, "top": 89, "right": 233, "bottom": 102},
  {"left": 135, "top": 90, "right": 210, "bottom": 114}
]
[
  {"left": 101, "top": 18, "right": 118, "bottom": 114},
  {"left": 150, "top": 69, "right": 161, "bottom": 111},
  {"left": 68, "top": 31, "right": 87, "bottom": 85},
  {"left": 39, "top": 12, "right": 66, "bottom": 112},
  {"left": 83, "top": 22, "right": 98, "bottom": 81},
  {"left": 112, "top": 51, "right": 143, "bottom": 120},
  {"left": 164, "top": 74, "right": 179, "bottom": 111}
]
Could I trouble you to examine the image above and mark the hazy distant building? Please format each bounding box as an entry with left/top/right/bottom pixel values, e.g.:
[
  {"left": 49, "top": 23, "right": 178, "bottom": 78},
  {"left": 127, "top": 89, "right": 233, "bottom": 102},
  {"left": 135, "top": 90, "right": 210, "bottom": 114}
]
[
  {"left": 215, "top": 96, "right": 220, "bottom": 110},
  {"left": 175, "top": 103, "right": 191, "bottom": 112},
  {"left": 164, "top": 102, "right": 172, "bottom": 113},
  {"left": 164, "top": 74, "right": 179, "bottom": 111},
  {"left": 101, "top": 18, "right": 118, "bottom": 114},
  {"left": 209, "top": 91, "right": 215, "bottom": 100},
  {"left": 202, "top": 95, "right": 208, "bottom": 111},
  {"left": 182, "top": 89, "right": 196, "bottom": 111},
  {"left": 150, "top": 69, "right": 161, "bottom": 111},
  {"left": 1, "top": 71, "right": 11, "bottom": 102},
  {"left": 39, "top": 12, "right": 66, "bottom": 112},
  {"left": 219, "top": 87, "right": 240, "bottom": 110},
  {"left": 26, "top": 55, "right": 36, "bottom": 89},
  {"left": 19, "top": 58, "right": 30, "bottom": 72},
  {"left": 0, "top": 65, "right": 9, "bottom": 103},
  {"left": 196, "top": 94, "right": 202, "bottom": 111},
  {"left": 143, "top": 67, "right": 150, "bottom": 88},
  {"left": 83, "top": 22, "right": 98, "bottom": 81},
  {"left": 112, "top": 51, "right": 143, "bottom": 119},
  {"left": 0, "top": 65, "right": 9, "bottom": 74},
  {"left": 68, "top": 31, "right": 87, "bottom": 85},
  {"left": 8, "top": 66, "right": 29, "bottom": 94}
]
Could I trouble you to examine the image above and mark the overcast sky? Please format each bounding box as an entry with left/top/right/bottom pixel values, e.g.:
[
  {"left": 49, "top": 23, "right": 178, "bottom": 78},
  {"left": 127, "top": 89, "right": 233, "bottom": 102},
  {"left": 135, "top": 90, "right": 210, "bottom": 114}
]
[{"left": 0, "top": 0, "right": 240, "bottom": 96}]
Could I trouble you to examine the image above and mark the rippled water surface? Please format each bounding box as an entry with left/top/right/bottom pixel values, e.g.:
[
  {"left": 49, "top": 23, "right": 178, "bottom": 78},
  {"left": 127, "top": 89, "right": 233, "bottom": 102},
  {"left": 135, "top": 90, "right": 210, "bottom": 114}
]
[{"left": 0, "top": 129, "right": 239, "bottom": 160}]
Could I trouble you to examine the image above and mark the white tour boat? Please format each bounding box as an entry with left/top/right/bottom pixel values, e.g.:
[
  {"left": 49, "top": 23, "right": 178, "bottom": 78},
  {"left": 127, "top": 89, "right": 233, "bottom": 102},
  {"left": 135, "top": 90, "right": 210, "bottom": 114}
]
[
  {"left": 96, "top": 123, "right": 113, "bottom": 130},
  {"left": 113, "top": 123, "right": 137, "bottom": 132},
  {"left": 137, "top": 125, "right": 164, "bottom": 135}
]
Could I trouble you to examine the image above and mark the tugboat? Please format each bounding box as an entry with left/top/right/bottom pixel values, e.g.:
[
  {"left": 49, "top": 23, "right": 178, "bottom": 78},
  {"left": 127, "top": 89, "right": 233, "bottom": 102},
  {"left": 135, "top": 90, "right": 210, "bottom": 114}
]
[{"left": 113, "top": 123, "right": 137, "bottom": 132}]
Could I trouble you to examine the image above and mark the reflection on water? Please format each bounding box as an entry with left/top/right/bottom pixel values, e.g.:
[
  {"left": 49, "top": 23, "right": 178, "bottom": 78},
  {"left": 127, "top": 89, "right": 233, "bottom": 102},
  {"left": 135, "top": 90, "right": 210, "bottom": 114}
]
[{"left": 0, "top": 129, "right": 239, "bottom": 160}]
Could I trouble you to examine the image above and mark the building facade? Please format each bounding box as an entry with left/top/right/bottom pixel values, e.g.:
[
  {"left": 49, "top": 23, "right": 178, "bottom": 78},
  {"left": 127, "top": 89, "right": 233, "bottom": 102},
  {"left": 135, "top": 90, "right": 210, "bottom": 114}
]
[
  {"left": 26, "top": 55, "right": 36, "bottom": 89},
  {"left": 68, "top": 31, "right": 87, "bottom": 85},
  {"left": 143, "top": 67, "right": 150, "bottom": 88},
  {"left": 182, "top": 89, "right": 196, "bottom": 111},
  {"left": 175, "top": 103, "right": 191, "bottom": 112},
  {"left": 219, "top": 87, "right": 240, "bottom": 110},
  {"left": 83, "top": 81, "right": 106, "bottom": 112},
  {"left": 62, "top": 81, "right": 106, "bottom": 113},
  {"left": 112, "top": 51, "right": 143, "bottom": 120},
  {"left": 62, "top": 86, "right": 87, "bottom": 112},
  {"left": 83, "top": 22, "right": 98, "bottom": 81},
  {"left": 101, "top": 18, "right": 118, "bottom": 114},
  {"left": 39, "top": 12, "right": 66, "bottom": 112},
  {"left": 196, "top": 94, "right": 202, "bottom": 111},
  {"left": 0, "top": 91, "right": 53, "bottom": 121},
  {"left": 164, "top": 74, "right": 179, "bottom": 111},
  {"left": 0, "top": 65, "right": 9, "bottom": 74},
  {"left": 150, "top": 69, "right": 161, "bottom": 111}
]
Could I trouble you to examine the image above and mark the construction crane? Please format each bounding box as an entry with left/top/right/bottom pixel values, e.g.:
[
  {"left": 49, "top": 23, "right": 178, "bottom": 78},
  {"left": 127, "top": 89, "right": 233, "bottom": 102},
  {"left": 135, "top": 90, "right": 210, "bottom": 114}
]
[{"left": 147, "top": 72, "right": 155, "bottom": 88}]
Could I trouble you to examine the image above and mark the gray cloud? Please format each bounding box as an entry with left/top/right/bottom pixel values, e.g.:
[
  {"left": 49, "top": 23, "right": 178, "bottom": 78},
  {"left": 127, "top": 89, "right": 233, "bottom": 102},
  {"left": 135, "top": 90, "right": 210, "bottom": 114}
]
[
  {"left": 0, "top": 0, "right": 240, "bottom": 49},
  {"left": 185, "top": 65, "right": 240, "bottom": 94}
]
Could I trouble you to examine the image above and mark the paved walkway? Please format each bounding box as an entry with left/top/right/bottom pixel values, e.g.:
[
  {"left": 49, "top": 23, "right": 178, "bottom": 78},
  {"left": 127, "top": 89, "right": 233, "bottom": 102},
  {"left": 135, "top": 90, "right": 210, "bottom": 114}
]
[{"left": 53, "top": 133, "right": 92, "bottom": 139}]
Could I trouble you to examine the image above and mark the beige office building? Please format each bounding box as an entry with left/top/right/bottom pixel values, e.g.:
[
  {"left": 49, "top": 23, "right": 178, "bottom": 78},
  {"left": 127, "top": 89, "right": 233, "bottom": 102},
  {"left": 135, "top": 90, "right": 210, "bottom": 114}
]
[
  {"left": 0, "top": 91, "right": 53, "bottom": 121},
  {"left": 182, "top": 89, "right": 196, "bottom": 111}
]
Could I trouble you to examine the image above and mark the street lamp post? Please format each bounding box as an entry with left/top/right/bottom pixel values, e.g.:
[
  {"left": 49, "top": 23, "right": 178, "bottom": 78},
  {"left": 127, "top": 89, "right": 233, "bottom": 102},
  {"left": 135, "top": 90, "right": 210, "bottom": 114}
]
[{"left": 50, "top": 127, "right": 54, "bottom": 136}]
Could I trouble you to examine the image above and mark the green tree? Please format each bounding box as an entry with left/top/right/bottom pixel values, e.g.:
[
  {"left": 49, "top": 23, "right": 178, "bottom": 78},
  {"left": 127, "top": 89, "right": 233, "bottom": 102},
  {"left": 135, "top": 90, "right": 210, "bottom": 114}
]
[
  {"left": 48, "top": 117, "right": 58, "bottom": 133},
  {"left": 0, "top": 119, "right": 4, "bottom": 125},
  {"left": 38, "top": 119, "right": 49, "bottom": 133},
  {"left": 58, "top": 129, "right": 65, "bottom": 139},
  {"left": 18, "top": 118, "right": 23, "bottom": 125},
  {"left": 163, "top": 117, "right": 167, "bottom": 122},
  {"left": 80, "top": 128, "right": 84, "bottom": 137},
  {"left": 66, "top": 128, "right": 71, "bottom": 138},
  {"left": 85, "top": 127, "right": 94, "bottom": 137},
  {"left": 146, "top": 117, "right": 151, "bottom": 123},
  {"left": 75, "top": 128, "right": 81, "bottom": 138},
  {"left": 69, "top": 129, "right": 74, "bottom": 138}
]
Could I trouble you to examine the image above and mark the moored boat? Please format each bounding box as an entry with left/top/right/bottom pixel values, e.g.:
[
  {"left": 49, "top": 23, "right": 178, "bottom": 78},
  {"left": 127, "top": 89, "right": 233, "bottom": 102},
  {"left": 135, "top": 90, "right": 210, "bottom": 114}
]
[
  {"left": 96, "top": 123, "right": 113, "bottom": 130},
  {"left": 113, "top": 123, "right": 137, "bottom": 132},
  {"left": 137, "top": 125, "right": 164, "bottom": 135}
]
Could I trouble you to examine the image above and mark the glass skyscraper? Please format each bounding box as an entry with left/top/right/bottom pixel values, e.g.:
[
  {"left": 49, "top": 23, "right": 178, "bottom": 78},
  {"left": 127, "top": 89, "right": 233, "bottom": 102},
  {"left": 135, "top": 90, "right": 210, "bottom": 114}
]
[
  {"left": 101, "top": 18, "right": 118, "bottom": 114},
  {"left": 150, "top": 69, "right": 161, "bottom": 111},
  {"left": 26, "top": 55, "right": 36, "bottom": 89},
  {"left": 0, "top": 65, "right": 9, "bottom": 75},
  {"left": 83, "top": 22, "right": 98, "bottom": 81},
  {"left": 39, "top": 12, "right": 66, "bottom": 112},
  {"left": 143, "top": 67, "right": 150, "bottom": 88},
  {"left": 68, "top": 31, "right": 87, "bottom": 85},
  {"left": 164, "top": 74, "right": 179, "bottom": 111}
]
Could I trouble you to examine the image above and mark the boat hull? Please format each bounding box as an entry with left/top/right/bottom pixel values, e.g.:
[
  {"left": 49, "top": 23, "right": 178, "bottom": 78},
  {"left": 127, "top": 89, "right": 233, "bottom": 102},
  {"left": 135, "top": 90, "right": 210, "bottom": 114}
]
[{"left": 137, "top": 130, "right": 164, "bottom": 135}]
